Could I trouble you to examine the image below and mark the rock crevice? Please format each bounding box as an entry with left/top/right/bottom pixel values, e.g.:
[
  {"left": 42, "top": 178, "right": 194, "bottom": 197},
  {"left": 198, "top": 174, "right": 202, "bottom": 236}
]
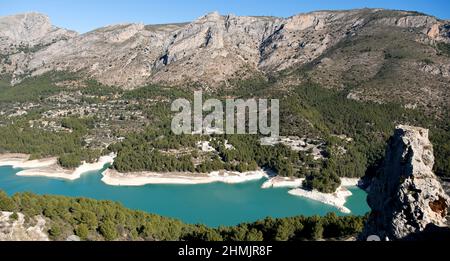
[
  {"left": 360, "top": 125, "right": 450, "bottom": 240},
  {"left": 1, "top": 9, "right": 449, "bottom": 88}
]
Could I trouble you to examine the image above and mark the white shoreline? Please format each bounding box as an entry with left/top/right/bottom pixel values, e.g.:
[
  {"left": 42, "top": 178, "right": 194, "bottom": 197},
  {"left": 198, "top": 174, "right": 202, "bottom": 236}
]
[
  {"left": 261, "top": 176, "right": 304, "bottom": 189},
  {"left": 1, "top": 153, "right": 363, "bottom": 213},
  {"left": 101, "top": 168, "right": 269, "bottom": 186},
  {"left": 103, "top": 169, "right": 362, "bottom": 213},
  {"left": 340, "top": 177, "right": 361, "bottom": 187},
  {"left": 261, "top": 176, "right": 360, "bottom": 189},
  {"left": 262, "top": 176, "right": 361, "bottom": 213},
  {"left": 0, "top": 153, "right": 115, "bottom": 180},
  {"left": 0, "top": 153, "right": 57, "bottom": 169},
  {"left": 288, "top": 186, "right": 353, "bottom": 214}
]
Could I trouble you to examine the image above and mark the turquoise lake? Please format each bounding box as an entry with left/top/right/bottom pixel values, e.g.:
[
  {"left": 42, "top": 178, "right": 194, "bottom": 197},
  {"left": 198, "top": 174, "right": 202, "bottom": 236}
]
[{"left": 0, "top": 165, "right": 370, "bottom": 227}]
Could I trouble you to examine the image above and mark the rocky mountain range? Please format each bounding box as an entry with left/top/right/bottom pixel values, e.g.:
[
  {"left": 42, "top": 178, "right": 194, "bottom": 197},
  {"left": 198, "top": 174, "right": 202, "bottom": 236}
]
[{"left": 1, "top": 9, "right": 450, "bottom": 111}]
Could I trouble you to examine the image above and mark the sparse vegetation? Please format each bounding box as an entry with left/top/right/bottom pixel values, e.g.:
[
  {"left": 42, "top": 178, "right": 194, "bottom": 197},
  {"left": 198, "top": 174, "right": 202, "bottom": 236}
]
[
  {"left": 9, "top": 212, "right": 19, "bottom": 221},
  {"left": 0, "top": 114, "right": 101, "bottom": 167},
  {"left": 437, "top": 42, "right": 450, "bottom": 57},
  {"left": 0, "top": 72, "right": 78, "bottom": 103}
]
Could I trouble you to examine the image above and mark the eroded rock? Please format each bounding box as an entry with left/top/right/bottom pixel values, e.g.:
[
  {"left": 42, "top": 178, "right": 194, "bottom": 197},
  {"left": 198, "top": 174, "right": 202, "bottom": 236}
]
[{"left": 360, "top": 125, "right": 450, "bottom": 240}]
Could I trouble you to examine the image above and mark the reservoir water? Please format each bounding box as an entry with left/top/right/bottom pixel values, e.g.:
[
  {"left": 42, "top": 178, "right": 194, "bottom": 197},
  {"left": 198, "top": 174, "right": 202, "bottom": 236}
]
[{"left": 0, "top": 165, "right": 369, "bottom": 227}]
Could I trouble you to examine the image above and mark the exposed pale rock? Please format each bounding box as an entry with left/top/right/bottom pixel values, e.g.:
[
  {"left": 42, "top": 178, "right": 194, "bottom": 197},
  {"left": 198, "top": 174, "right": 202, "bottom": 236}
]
[
  {"left": 0, "top": 212, "right": 49, "bottom": 241},
  {"left": 360, "top": 125, "right": 450, "bottom": 240},
  {"left": 375, "top": 15, "right": 437, "bottom": 29},
  {"left": 1, "top": 9, "right": 449, "bottom": 88},
  {"left": 288, "top": 186, "right": 353, "bottom": 214},
  {"left": 428, "top": 23, "right": 441, "bottom": 39},
  {"left": 419, "top": 62, "right": 450, "bottom": 78},
  {"left": 0, "top": 12, "right": 77, "bottom": 45}
]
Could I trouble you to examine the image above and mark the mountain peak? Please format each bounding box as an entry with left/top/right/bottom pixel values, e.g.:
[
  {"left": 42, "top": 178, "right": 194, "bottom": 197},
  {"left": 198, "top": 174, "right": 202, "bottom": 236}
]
[
  {"left": 1, "top": 8, "right": 449, "bottom": 110},
  {"left": 0, "top": 12, "right": 51, "bottom": 41},
  {"left": 0, "top": 12, "right": 77, "bottom": 44},
  {"left": 199, "top": 11, "right": 222, "bottom": 21},
  {"left": 1, "top": 11, "right": 50, "bottom": 20}
]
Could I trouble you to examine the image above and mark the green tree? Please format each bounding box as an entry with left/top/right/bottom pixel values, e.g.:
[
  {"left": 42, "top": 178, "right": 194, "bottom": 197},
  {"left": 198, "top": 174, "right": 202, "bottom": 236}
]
[
  {"left": 99, "top": 219, "right": 118, "bottom": 241},
  {"left": 75, "top": 224, "right": 89, "bottom": 240},
  {"left": 274, "top": 219, "right": 301, "bottom": 241},
  {"left": 48, "top": 225, "right": 62, "bottom": 238},
  {"left": 0, "top": 190, "right": 16, "bottom": 211},
  {"left": 9, "top": 212, "right": 19, "bottom": 221},
  {"left": 310, "top": 219, "right": 324, "bottom": 240},
  {"left": 80, "top": 211, "right": 98, "bottom": 229},
  {"left": 245, "top": 228, "right": 264, "bottom": 241}
]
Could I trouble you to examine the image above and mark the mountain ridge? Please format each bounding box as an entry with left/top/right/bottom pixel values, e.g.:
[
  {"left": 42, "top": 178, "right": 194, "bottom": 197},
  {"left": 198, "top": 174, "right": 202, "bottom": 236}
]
[
  {"left": 1, "top": 9, "right": 448, "bottom": 85},
  {"left": 1, "top": 9, "right": 449, "bottom": 114}
]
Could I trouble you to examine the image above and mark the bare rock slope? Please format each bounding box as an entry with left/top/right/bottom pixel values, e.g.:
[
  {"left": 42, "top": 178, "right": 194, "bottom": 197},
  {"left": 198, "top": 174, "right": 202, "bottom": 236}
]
[
  {"left": 360, "top": 125, "right": 450, "bottom": 240},
  {"left": 1, "top": 9, "right": 449, "bottom": 91},
  {"left": 0, "top": 12, "right": 77, "bottom": 45}
]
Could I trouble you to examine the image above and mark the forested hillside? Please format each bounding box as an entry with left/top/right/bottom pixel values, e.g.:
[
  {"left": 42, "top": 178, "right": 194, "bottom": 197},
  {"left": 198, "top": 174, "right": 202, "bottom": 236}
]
[
  {"left": 0, "top": 72, "right": 448, "bottom": 193},
  {"left": 0, "top": 190, "right": 366, "bottom": 241},
  {"left": 0, "top": 8, "right": 449, "bottom": 194}
]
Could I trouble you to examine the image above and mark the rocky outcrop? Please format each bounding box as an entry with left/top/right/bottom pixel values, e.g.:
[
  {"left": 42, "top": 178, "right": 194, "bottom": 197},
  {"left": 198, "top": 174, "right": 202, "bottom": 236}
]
[
  {"left": 0, "top": 12, "right": 77, "bottom": 46},
  {"left": 0, "top": 211, "right": 49, "bottom": 241},
  {"left": 360, "top": 125, "right": 450, "bottom": 240},
  {"left": 426, "top": 22, "right": 450, "bottom": 43},
  {"left": 1, "top": 9, "right": 449, "bottom": 88},
  {"left": 0, "top": 13, "right": 78, "bottom": 82}
]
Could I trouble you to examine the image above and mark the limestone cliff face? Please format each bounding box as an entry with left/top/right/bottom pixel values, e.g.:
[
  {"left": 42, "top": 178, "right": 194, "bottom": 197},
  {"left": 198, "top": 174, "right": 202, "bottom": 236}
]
[
  {"left": 0, "top": 12, "right": 77, "bottom": 46},
  {"left": 0, "top": 9, "right": 449, "bottom": 89},
  {"left": 361, "top": 125, "right": 450, "bottom": 240}
]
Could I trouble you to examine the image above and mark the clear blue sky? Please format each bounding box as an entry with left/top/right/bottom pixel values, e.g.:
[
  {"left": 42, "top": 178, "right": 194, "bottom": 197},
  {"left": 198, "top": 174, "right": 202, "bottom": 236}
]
[{"left": 1, "top": 0, "right": 449, "bottom": 33}]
